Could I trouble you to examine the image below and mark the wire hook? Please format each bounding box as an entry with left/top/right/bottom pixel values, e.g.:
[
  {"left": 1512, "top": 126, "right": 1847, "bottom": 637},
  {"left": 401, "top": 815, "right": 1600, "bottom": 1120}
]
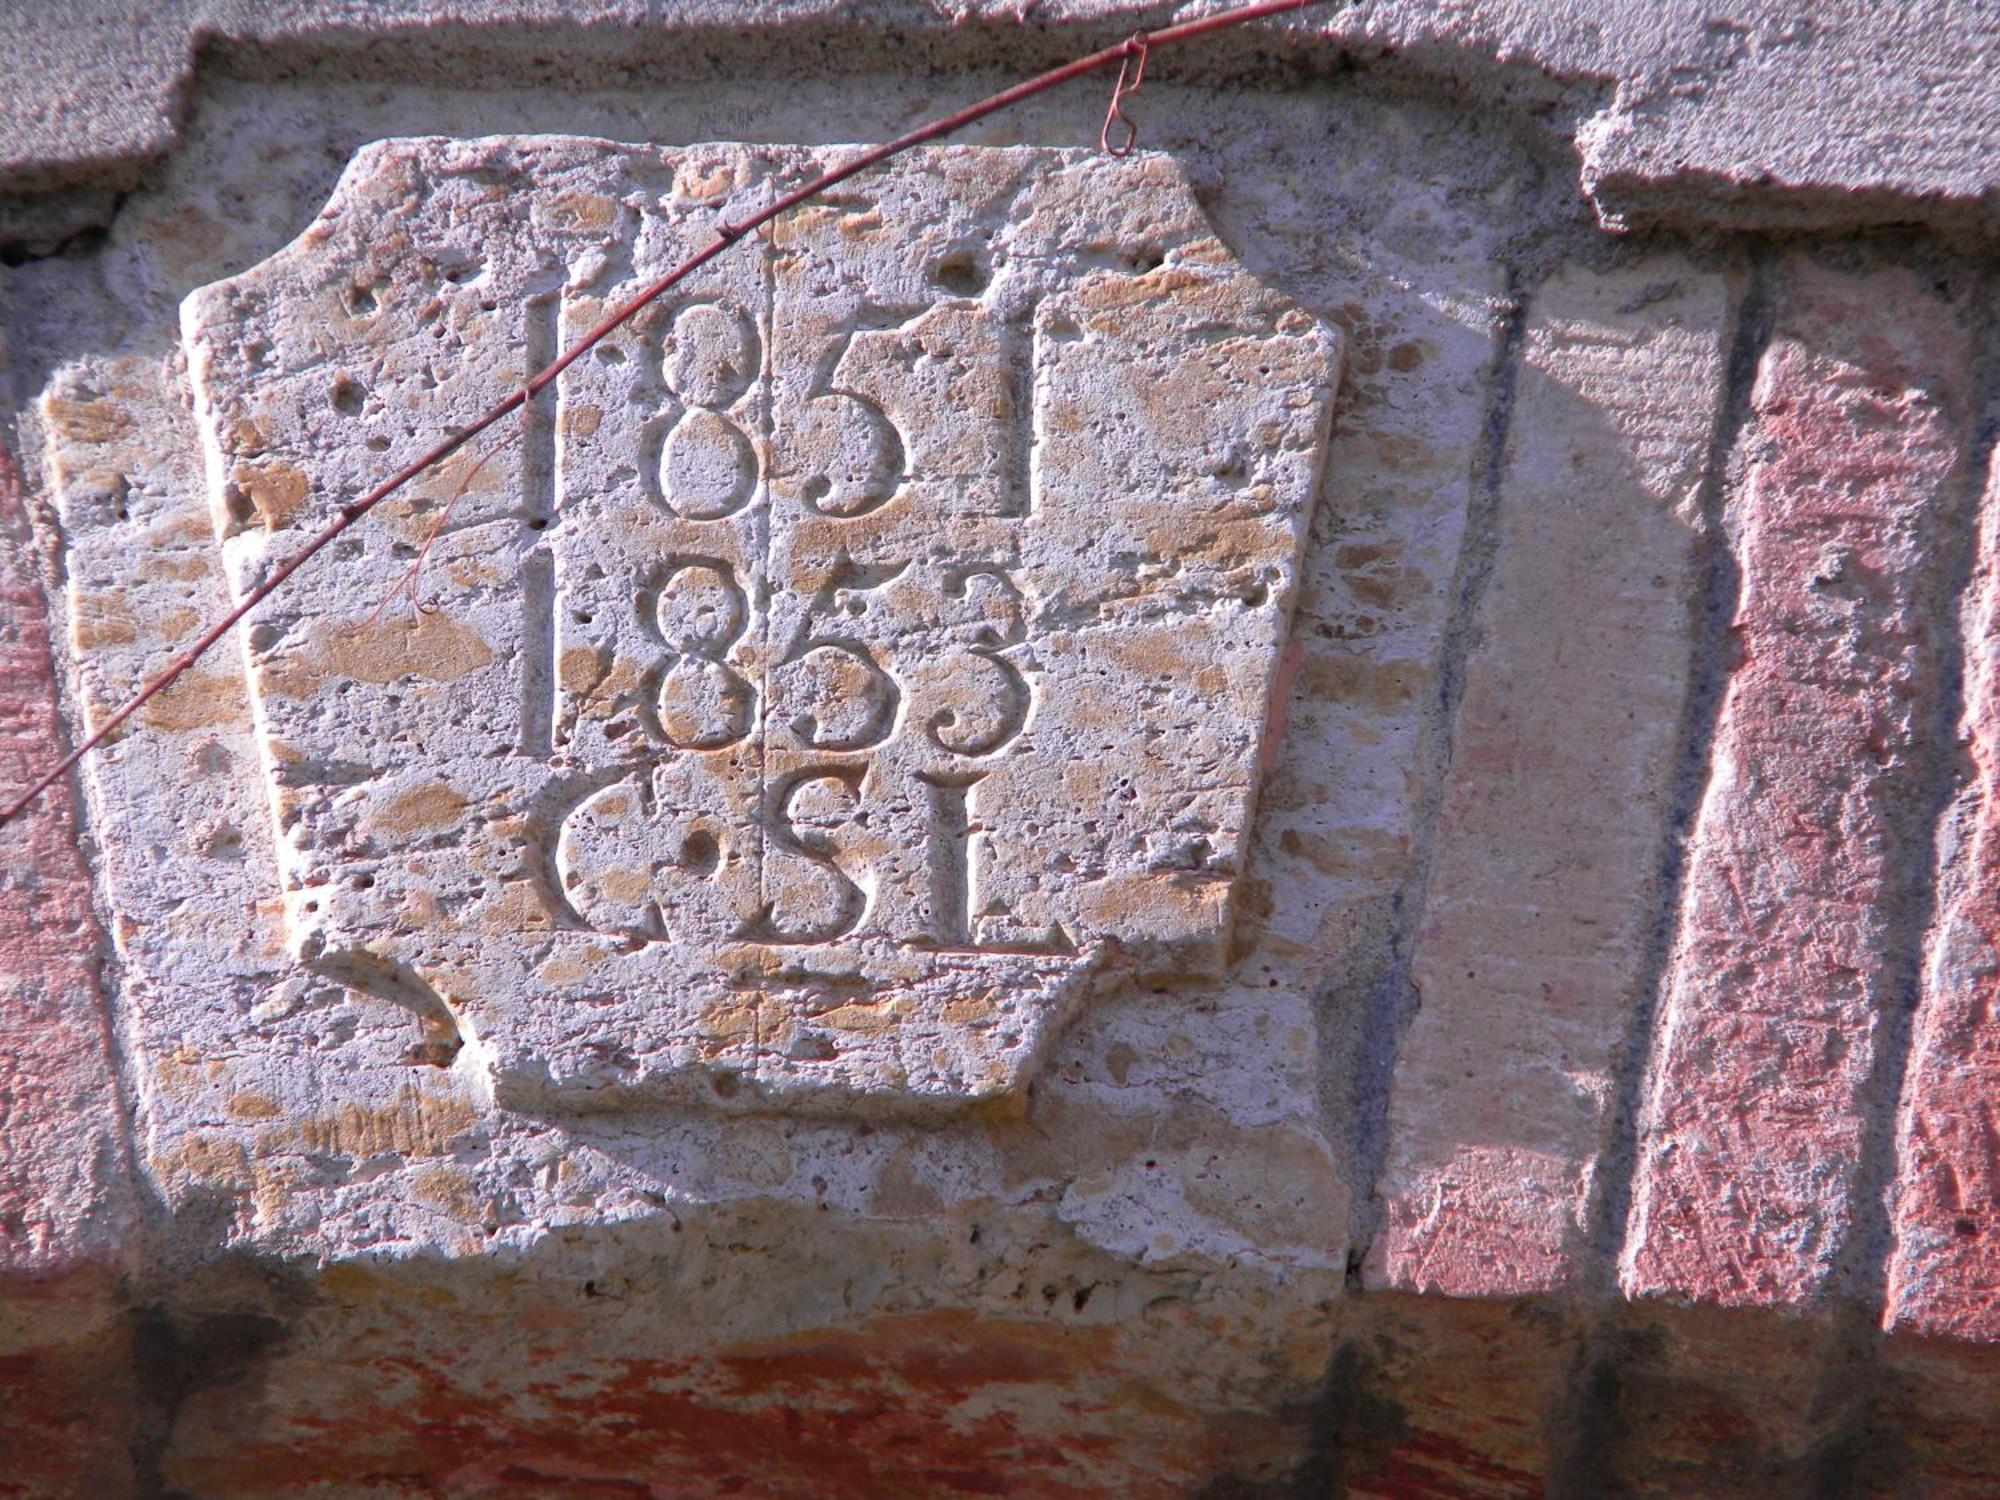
[{"left": 1099, "top": 32, "right": 1150, "bottom": 157}]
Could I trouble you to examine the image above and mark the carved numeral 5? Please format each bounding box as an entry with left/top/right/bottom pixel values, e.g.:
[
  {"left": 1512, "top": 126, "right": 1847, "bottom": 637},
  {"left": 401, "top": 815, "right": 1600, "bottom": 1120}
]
[
  {"left": 792, "top": 326, "right": 906, "bottom": 518},
  {"left": 776, "top": 563, "right": 901, "bottom": 751}
]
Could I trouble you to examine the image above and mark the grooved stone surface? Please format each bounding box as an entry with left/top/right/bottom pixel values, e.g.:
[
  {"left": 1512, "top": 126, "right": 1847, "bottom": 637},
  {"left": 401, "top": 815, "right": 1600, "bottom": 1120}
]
[
  {"left": 176, "top": 137, "right": 1339, "bottom": 1117},
  {"left": 1888, "top": 438, "right": 2000, "bottom": 1344},
  {"left": 1371, "top": 257, "right": 1729, "bottom": 1297},
  {"left": 1623, "top": 257, "right": 1976, "bottom": 1310}
]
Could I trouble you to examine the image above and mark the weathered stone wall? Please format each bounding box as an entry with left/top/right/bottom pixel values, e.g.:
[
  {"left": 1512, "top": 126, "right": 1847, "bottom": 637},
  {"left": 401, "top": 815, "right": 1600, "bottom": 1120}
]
[{"left": 1, "top": 4, "right": 1996, "bottom": 1496}]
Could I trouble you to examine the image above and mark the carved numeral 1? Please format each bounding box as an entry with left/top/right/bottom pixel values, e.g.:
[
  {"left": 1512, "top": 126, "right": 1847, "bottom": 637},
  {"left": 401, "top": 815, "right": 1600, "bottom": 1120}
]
[
  {"left": 1000, "top": 301, "right": 1040, "bottom": 520},
  {"left": 520, "top": 287, "right": 560, "bottom": 759}
]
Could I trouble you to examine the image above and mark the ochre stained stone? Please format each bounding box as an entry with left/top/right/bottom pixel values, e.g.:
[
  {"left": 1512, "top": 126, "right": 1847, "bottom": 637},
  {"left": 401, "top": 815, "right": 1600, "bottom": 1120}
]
[{"left": 177, "top": 137, "right": 1341, "bottom": 1118}]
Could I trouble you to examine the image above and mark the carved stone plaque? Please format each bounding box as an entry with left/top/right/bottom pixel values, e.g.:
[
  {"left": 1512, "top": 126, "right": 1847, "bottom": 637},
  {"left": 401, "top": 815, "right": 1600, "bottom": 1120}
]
[{"left": 181, "top": 137, "right": 1340, "bottom": 1115}]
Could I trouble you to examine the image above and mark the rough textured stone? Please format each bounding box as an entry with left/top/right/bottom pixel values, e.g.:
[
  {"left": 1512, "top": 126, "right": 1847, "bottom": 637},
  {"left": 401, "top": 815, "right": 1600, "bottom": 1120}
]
[
  {"left": 0, "top": 436, "right": 136, "bottom": 1499},
  {"left": 5, "top": 5, "right": 2000, "bottom": 1487},
  {"left": 1589, "top": 1302, "right": 1855, "bottom": 1497},
  {"left": 17, "top": 117, "right": 1366, "bottom": 1491},
  {"left": 4, "top": 2, "right": 1998, "bottom": 234},
  {"left": 1888, "top": 439, "right": 2000, "bottom": 1345},
  {"left": 138, "top": 1212, "right": 1337, "bottom": 1498},
  {"left": 1372, "top": 257, "right": 1731, "bottom": 1297},
  {"left": 172, "top": 137, "right": 1337, "bottom": 1117},
  {"left": 1877, "top": 1331, "right": 2000, "bottom": 1496},
  {"left": 0, "top": 440, "right": 131, "bottom": 1284},
  {"left": 1325, "top": 1293, "right": 1585, "bottom": 1498},
  {"left": 1623, "top": 256, "right": 1976, "bottom": 1310}
]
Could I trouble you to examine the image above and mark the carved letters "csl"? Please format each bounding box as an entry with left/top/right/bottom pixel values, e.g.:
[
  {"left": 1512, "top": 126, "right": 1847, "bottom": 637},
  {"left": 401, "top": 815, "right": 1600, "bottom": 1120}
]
[{"left": 180, "top": 138, "right": 1341, "bottom": 1116}]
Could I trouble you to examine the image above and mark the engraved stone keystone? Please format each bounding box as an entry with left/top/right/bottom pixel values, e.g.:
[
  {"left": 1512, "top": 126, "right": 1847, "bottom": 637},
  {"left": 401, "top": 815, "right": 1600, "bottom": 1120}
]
[{"left": 181, "top": 137, "right": 1340, "bottom": 1115}]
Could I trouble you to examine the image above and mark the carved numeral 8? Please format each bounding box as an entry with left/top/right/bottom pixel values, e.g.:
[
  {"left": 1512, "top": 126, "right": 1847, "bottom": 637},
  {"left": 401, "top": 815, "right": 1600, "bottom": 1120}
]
[
  {"left": 658, "top": 303, "right": 759, "bottom": 521},
  {"left": 645, "top": 559, "right": 755, "bottom": 750}
]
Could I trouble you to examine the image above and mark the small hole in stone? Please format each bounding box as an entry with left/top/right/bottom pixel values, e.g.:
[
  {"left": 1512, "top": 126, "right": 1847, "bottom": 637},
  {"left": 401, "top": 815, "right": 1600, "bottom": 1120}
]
[
  {"left": 680, "top": 829, "right": 720, "bottom": 875},
  {"left": 803, "top": 476, "right": 832, "bottom": 504},
  {"left": 527, "top": 515, "right": 549, "bottom": 531},
  {"left": 932, "top": 251, "right": 987, "bottom": 297},
  {"left": 596, "top": 345, "right": 627, "bottom": 365},
  {"left": 331, "top": 376, "right": 365, "bottom": 416},
  {"left": 711, "top": 1071, "right": 741, "bottom": 1099},
  {"left": 201, "top": 825, "right": 244, "bottom": 860},
  {"left": 347, "top": 284, "right": 378, "bottom": 315}
]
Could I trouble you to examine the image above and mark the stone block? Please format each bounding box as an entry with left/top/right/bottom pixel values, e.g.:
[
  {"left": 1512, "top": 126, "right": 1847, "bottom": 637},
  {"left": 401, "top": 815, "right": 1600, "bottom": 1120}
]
[
  {"left": 19, "top": 127, "right": 1362, "bottom": 1491},
  {"left": 141, "top": 1208, "right": 1336, "bottom": 1497},
  {"left": 1875, "top": 1329, "right": 2000, "bottom": 1495},
  {"left": 8, "top": 2, "right": 2000, "bottom": 234},
  {"left": 1887, "top": 437, "right": 2000, "bottom": 1346},
  {"left": 175, "top": 137, "right": 1338, "bottom": 1118},
  {"left": 1326, "top": 1293, "right": 1585, "bottom": 1498},
  {"left": 1623, "top": 256, "right": 1978, "bottom": 1309},
  {"left": 0, "top": 436, "right": 136, "bottom": 1498},
  {"left": 4, "top": 7, "right": 1995, "bottom": 1482},
  {"left": 1372, "top": 257, "right": 1731, "bottom": 1296},
  {"left": 1590, "top": 1302, "right": 1851, "bottom": 1496}
]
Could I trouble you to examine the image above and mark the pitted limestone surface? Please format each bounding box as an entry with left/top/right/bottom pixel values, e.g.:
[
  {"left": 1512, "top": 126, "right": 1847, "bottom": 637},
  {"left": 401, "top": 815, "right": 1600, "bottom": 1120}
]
[{"left": 178, "top": 137, "right": 1340, "bottom": 1115}]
